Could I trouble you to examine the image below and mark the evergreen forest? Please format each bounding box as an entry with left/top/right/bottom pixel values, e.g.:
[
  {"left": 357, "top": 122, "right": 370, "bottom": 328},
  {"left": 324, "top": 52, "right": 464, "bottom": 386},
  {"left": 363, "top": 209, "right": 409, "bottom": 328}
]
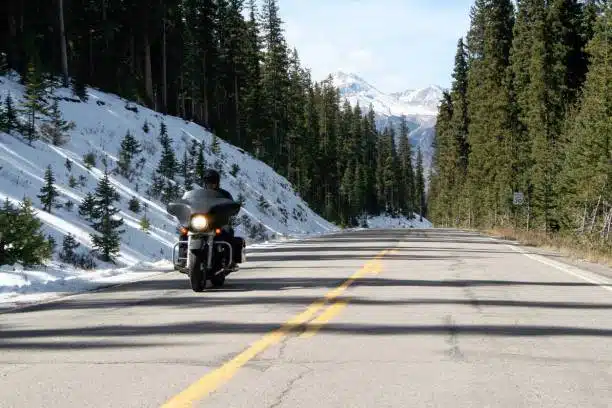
[
  {"left": 428, "top": 0, "right": 611, "bottom": 251},
  {"left": 0, "top": 0, "right": 426, "bottom": 228}
]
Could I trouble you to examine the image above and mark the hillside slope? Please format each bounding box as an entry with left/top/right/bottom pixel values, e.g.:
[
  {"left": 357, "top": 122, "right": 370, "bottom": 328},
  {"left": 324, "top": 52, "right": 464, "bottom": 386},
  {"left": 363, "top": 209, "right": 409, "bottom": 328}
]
[{"left": 0, "top": 72, "right": 342, "bottom": 301}]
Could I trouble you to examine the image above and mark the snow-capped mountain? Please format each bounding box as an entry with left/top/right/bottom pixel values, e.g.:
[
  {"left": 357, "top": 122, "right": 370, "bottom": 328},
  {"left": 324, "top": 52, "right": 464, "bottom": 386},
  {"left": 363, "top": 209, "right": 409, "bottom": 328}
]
[
  {"left": 330, "top": 71, "right": 441, "bottom": 118},
  {"left": 329, "top": 71, "right": 445, "bottom": 175},
  {"left": 391, "top": 85, "right": 445, "bottom": 113}
]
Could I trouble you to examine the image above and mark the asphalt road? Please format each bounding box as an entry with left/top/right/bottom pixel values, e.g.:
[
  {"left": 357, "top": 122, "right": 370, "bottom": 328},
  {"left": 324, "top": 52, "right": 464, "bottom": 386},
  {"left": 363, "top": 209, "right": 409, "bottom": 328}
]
[{"left": 1, "top": 229, "right": 612, "bottom": 408}]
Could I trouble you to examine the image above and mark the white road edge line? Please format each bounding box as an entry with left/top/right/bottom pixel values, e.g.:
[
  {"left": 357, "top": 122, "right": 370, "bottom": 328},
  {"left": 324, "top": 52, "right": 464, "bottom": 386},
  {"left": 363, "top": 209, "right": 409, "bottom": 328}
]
[{"left": 503, "top": 244, "right": 612, "bottom": 294}]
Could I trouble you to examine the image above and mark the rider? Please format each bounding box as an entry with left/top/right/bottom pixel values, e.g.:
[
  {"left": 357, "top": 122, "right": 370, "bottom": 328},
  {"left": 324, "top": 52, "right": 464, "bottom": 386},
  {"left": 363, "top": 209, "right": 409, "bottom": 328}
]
[
  {"left": 202, "top": 169, "right": 233, "bottom": 201},
  {"left": 177, "top": 169, "right": 242, "bottom": 268}
]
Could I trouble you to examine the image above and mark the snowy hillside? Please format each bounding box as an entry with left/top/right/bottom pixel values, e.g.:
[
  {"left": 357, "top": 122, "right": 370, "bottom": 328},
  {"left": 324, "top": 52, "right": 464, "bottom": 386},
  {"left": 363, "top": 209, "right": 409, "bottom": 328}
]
[{"left": 0, "top": 72, "right": 337, "bottom": 268}]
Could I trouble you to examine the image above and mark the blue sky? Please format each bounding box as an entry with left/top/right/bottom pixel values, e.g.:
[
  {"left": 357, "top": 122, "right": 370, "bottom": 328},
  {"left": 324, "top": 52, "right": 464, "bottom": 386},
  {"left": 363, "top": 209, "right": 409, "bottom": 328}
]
[{"left": 278, "top": 0, "right": 474, "bottom": 93}]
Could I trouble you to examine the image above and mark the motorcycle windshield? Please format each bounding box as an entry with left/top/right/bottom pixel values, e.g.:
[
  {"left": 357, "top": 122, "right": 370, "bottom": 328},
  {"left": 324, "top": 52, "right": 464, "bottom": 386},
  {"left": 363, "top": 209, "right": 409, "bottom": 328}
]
[{"left": 167, "top": 189, "right": 241, "bottom": 226}]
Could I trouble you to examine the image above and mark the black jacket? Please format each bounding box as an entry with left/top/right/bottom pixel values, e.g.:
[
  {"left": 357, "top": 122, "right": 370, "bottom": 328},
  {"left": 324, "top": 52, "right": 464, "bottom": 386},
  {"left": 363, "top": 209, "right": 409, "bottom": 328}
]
[{"left": 217, "top": 187, "right": 233, "bottom": 201}]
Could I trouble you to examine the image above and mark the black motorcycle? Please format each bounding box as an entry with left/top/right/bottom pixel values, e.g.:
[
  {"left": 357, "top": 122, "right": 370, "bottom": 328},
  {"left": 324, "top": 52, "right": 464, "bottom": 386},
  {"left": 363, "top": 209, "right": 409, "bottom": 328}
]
[{"left": 167, "top": 189, "right": 246, "bottom": 292}]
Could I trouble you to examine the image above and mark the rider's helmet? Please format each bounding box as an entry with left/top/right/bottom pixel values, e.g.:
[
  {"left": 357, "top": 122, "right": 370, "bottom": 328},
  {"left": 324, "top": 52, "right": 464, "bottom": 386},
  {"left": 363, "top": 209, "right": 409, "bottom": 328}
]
[{"left": 203, "top": 169, "right": 220, "bottom": 189}]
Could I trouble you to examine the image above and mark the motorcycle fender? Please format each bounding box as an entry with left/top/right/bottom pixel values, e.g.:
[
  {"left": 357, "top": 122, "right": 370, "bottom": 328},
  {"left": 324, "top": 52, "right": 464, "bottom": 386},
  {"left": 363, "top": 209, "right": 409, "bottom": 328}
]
[{"left": 188, "top": 238, "right": 204, "bottom": 251}]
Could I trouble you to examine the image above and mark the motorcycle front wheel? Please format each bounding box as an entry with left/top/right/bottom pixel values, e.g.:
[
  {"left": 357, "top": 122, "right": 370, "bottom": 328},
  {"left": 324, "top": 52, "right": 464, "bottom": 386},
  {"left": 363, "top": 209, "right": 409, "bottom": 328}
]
[{"left": 188, "top": 254, "right": 205, "bottom": 292}]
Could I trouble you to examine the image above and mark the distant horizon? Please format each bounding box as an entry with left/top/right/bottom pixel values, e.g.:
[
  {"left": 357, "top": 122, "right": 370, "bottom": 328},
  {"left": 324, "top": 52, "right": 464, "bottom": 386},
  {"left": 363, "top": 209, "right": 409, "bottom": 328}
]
[{"left": 279, "top": 0, "right": 474, "bottom": 94}]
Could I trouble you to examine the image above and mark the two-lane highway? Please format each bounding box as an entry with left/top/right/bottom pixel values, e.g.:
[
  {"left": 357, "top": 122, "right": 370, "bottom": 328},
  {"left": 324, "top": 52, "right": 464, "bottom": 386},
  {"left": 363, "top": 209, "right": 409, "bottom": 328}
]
[{"left": 1, "top": 229, "right": 612, "bottom": 407}]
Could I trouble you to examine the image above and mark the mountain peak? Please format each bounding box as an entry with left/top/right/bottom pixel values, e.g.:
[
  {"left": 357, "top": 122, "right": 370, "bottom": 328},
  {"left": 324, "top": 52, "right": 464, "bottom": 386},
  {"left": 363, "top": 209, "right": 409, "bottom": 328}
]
[
  {"left": 329, "top": 71, "right": 380, "bottom": 95},
  {"left": 328, "top": 71, "right": 443, "bottom": 117},
  {"left": 392, "top": 85, "right": 445, "bottom": 111}
]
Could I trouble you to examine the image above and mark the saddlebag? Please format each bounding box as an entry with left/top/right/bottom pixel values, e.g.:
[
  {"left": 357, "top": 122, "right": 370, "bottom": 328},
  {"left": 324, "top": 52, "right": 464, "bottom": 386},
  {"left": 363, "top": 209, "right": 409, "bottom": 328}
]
[{"left": 234, "top": 237, "right": 246, "bottom": 264}]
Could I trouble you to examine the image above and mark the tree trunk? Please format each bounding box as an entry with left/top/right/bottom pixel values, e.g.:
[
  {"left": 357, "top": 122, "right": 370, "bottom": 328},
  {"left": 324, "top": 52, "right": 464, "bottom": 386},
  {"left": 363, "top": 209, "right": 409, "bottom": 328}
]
[
  {"left": 58, "top": 0, "right": 69, "bottom": 86},
  {"left": 202, "top": 53, "right": 209, "bottom": 126},
  {"left": 234, "top": 75, "right": 240, "bottom": 145},
  {"left": 7, "top": 0, "right": 18, "bottom": 69},
  {"left": 144, "top": 32, "right": 153, "bottom": 107},
  {"left": 130, "top": 34, "right": 135, "bottom": 73},
  {"left": 161, "top": 14, "right": 168, "bottom": 113}
]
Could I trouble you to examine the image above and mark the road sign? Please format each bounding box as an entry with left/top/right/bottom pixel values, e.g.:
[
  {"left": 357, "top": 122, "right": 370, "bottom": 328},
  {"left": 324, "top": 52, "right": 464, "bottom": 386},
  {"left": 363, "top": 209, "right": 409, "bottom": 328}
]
[{"left": 513, "top": 192, "right": 524, "bottom": 205}]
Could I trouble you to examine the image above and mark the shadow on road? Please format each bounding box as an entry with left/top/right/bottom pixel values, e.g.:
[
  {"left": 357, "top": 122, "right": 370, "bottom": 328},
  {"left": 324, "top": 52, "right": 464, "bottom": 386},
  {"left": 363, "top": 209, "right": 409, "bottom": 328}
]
[
  {"left": 244, "top": 253, "right": 479, "bottom": 262},
  {"left": 108, "top": 276, "right": 611, "bottom": 293},
  {"left": 2, "top": 319, "right": 612, "bottom": 350},
  {"left": 246, "top": 246, "right": 537, "bottom": 256},
  {"left": 6, "top": 276, "right": 610, "bottom": 314},
  {"left": 9, "top": 295, "right": 612, "bottom": 312}
]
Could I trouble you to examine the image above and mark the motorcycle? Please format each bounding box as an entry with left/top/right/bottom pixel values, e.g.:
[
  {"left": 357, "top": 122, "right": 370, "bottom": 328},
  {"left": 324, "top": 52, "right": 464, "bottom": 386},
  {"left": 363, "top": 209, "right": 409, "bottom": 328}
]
[{"left": 167, "top": 189, "right": 246, "bottom": 292}]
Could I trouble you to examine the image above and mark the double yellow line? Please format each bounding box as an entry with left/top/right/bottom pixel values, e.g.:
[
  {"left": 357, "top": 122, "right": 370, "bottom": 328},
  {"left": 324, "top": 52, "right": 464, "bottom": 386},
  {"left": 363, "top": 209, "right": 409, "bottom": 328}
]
[{"left": 162, "top": 248, "right": 394, "bottom": 407}]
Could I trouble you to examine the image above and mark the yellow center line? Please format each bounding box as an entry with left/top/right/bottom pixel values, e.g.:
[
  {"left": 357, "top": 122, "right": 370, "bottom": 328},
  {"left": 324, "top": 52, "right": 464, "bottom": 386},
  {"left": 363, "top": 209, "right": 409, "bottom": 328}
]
[
  {"left": 300, "top": 299, "right": 349, "bottom": 339},
  {"left": 161, "top": 247, "right": 391, "bottom": 408},
  {"left": 300, "top": 254, "right": 384, "bottom": 338}
]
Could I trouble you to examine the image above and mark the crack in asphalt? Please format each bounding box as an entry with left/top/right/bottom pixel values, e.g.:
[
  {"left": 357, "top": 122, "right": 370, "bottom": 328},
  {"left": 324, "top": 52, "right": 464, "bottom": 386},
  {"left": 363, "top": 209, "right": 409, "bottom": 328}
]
[
  {"left": 444, "top": 315, "right": 464, "bottom": 361},
  {"left": 268, "top": 365, "right": 313, "bottom": 408}
]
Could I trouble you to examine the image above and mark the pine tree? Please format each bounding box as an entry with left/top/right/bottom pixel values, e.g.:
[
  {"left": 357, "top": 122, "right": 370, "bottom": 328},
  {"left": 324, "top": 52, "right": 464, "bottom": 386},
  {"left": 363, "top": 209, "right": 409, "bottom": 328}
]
[
  {"left": 0, "top": 93, "right": 15, "bottom": 133},
  {"left": 72, "top": 78, "right": 88, "bottom": 102},
  {"left": 155, "top": 122, "right": 179, "bottom": 203},
  {"left": 78, "top": 192, "right": 97, "bottom": 221},
  {"left": 378, "top": 127, "right": 399, "bottom": 214},
  {"left": 415, "top": 147, "right": 427, "bottom": 221},
  {"left": 465, "top": 0, "right": 515, "bottom": 228},
  {"left": 116, "top": 131, "right": 143, "bottom": 180},
  {"left": 1, "top": 93, "right": 17, "bottom": 134},
  {"left": 429, "top": 92, "right": 455, "bottom": 225},
  {"left": 128, "top": 196, "right": 141, "bottom": 213},
  {"left": 59, "top": 234, "right": 80, "bottom": 264},
  {"left": 0, "top": 198, "right": 53, "bottom": 266},
  {"left": 339, "top": 161, "right": 354, "bottom": 225},
  {"left": 37, "top": 165, "right": 59, "bottom": 213},
  {"left": 195, "top": 142, "right": 207, "bottom": 186},
  {"left": 21, "top": 60, "right": 49, "bottom": 144},
  {"left": 0, "top": 52, "right": 7, "bottom": 75},
  {"left": 450, "top": 37, "right": 470, "bottom": 179},
  {"left": 211, "top": 134, "right": 221, "bottom": 155},
  {"left": 140, "top": 215, "right": 151, "bottom": 232},
  {"left": 398, "top": 116, "right": 415, "bottom": 217},
  {"left": 140, "top": 202, "right": 151, "bottom": 232},
  {"left": 40, "top": 99, "right": 75, "bottom": 146},
  {"left": 181, "top": 150, "right": 193, "bottom": 191},
  {"left": 243, "top": 0, "right": 264, "bottom": 155},
  {"left": 89, "top": 172, "right": 124, "bottom": 262},
  {"left": 259, "top": 0, "right": 290, "bottom": 167}
]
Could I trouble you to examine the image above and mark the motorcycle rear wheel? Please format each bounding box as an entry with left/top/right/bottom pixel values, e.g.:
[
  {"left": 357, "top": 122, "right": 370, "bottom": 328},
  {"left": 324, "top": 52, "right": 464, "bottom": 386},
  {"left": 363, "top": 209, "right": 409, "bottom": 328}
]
[{"left": 188, "top": 255, "right": 205, "bottom": 292}]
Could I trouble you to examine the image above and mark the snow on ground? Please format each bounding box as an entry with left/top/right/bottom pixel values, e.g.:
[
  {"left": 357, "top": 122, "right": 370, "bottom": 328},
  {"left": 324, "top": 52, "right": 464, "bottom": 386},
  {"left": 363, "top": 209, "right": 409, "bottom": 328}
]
[
  {"left": 0, "top": 72, "right": 339, "bottom": 307},
  {"left": 365, "top": 214, "right": 433, "bottom": 229}
]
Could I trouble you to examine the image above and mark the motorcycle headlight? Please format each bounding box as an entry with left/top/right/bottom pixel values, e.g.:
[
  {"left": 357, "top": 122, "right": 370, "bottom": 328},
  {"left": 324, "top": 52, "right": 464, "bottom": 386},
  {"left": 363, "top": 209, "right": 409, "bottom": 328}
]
[{"left": 190, "top": 214, "right": 209, "bottom": 231}]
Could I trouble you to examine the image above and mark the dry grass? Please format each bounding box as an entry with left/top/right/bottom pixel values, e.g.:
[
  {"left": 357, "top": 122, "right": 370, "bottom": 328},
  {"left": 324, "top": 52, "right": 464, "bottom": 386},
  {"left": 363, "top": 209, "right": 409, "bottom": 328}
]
[{"left": 484, "top": 227, "right": 612, "bottom": 268}]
